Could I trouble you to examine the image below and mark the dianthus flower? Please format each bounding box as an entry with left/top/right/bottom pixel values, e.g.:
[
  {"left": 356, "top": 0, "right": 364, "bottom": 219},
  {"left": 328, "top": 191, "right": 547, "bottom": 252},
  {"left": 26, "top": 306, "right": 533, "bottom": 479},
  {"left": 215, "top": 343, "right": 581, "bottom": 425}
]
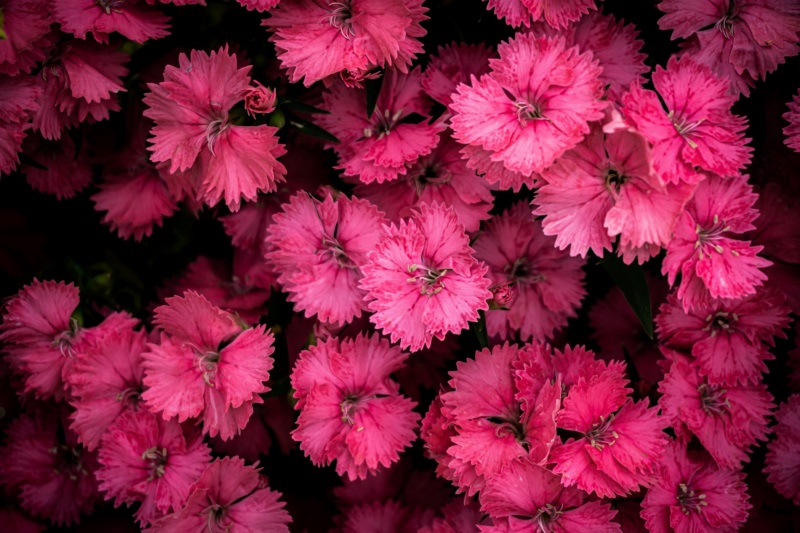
[
  {"left": 658, "top": 350, "right": 774, "bottom": 469},
  {"left": 317, "top": 68, "right": 440, "bottom": 185},
  {"left": 291, "top": 334, "right": 419, "bottom": 480},
  {"left": 484, "top": 0, "right": 597, "bottom": 29},
  {"left": 264, "top": 0, "right": 427, "bottom": 87},
  {"left": 641, "top": 439, "right": 751, "bottom": 533},
  {"left": 473, "top": 202, "right": 585, "bottom": 341},
  {"left": 360, "top": 202, "right": 492, "bottom": 352},
  {"left": 0, "top": 0, "right": 54, "bottom": 76},
  {"left": 764, "top": 394, "right": 800, "bottom": 505},
  {"left": 657, "top": 289, "right": 790, "bottom": 386},
  {"left": 266, "top": 191, "right": 386, "bottom": 324},
  {"left": 20, "top": 134, "right": 93, "bottom": 200},
  {"left": 662, "top": 172, "right": 771, "bottom": 311},
  {"left": 52, "top": 0, "right": 170, "bottom": 43},
  {"left": 421, "top": 43, "right": 493, "bottom": 109},
  {"left": 149, "top": 457, "right": 291, "bottom": 532},
  {"left": 0, "top": 74, "right": 41, "bottom": 176},
  {"left": 419, "top": 500, "right": 483, "bottom": 533},
  {"left": 0, "top": 412, "right": 99, "bottom": 526},
  {"left": 143, "top": 46, "right": 287, "bottom": 211},
  {"left": 621, "top": 55, "right": 752, "bottom": 184},
  {"left": 353, "top": 132, "right": 493, "bottom": 232},
  {"left": 657, "top": 0, "right": 800, "bottom": 92},
  {"left": 340, "top": 499, "right": 433, "bottom": 533},
  {"left": 142, "top": 291, "right": 275, "bottom": 440},
  {"left": 550, "top": 359, "right": 668, "bottom": 498},
  {"left": 479, "top": 458, "right": 620, "bottom": 532},
  {"left": 451, "top": 33, "right": 605, "bottom": 179},
  {"left": 784, "top": 88, "right": 800, "bottom": 152},
  {"left": 96, "top": 410, "right": 211, "bottom": 525}
]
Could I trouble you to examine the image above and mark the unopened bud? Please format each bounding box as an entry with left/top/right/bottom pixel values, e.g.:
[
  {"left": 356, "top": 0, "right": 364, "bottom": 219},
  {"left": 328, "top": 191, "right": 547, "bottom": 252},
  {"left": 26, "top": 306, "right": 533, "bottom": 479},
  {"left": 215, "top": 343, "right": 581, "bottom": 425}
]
[
  {"left": 244, "top": 81, "right": 277, "bottom": 116},
  {"left": 488, "top": 283, "right": 517, "bottom": 310}
]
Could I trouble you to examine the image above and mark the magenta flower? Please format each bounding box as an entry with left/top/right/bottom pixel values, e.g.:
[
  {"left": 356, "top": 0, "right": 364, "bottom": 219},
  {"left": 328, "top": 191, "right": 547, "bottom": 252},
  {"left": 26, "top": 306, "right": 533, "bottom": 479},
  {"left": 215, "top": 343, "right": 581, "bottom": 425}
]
[
  {"left": 143, "top": 46, "right": 287, "bottom": 211},
  {"left": 641, "top": 439, "right": 751, "bottom": 533},
  {"left": 621, "top": 55, "right": 752, "bottom": 184},
  {"left": 266, "top": 191, "right": 386, "bottom": 325},
  {"left": 764, "top": 394, "right": 800, "bottom": 505},
  {"left": 484, "top": 0, "right": 598, "bottom": 29},
  {"left": 149, "top": 457, "right": 291, "bottom": 532},
  {"left": 784, "top": 88, "right": 800, "bottom": 152},
  {"left": 0, "top": 0, "right": 53, "bottom": 76},
  {"left": 360, "top": 202, "right": 492, "bottom": 352},
  {"left": 419, "top": 499, "right": 483, "bottom": 533},
  {"left": 21, "top": 134, "right": 93, "bottom": 200},
  {"left": 662, "top": 172, "right": 771, "bottom": 312},
  {"left": 96, "top": 410, "right": 211, "bottom": 525},
  {"left": 421, "top": 42, "right": 493, "bottom": 108},
  {"left": 53, "top": 0, "right": 170, "bottom": 43},
  {"left": 0, "top": 74, "right": 41, "bottom": 176},
  {"left": 451, "top": 33, "right": 605, "bottom": 179},
  {"left": 141, "top": 291, "right": 275, "bottom": 440},
  {"left": 473, "top": 202, "right": 585, "bottom": 342}
]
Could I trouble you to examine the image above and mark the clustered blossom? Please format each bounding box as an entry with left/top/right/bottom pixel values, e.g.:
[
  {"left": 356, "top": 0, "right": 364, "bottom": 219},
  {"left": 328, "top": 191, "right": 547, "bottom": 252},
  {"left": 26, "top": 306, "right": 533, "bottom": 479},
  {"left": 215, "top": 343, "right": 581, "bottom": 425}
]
[{"left": 0, "top": 0, "right": 798, "bottom": 529}]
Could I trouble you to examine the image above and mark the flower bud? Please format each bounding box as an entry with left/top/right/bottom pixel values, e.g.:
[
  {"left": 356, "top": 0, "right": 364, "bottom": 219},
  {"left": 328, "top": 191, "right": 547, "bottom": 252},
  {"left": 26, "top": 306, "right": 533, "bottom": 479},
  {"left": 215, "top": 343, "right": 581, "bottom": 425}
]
[
  {"left": 488, "top": 282, "right": 517, "bottom": 310},
  {"left": 244, "top": 81, "right": 277, "bottom": 116}
]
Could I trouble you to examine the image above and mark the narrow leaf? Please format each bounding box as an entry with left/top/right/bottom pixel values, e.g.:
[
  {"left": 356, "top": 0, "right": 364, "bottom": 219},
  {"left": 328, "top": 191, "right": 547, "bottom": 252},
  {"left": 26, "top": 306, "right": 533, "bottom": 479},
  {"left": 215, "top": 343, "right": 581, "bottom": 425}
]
[
  {"left": 600, "top": 254, "right": 654, "bottom": 339},
  {"left": 282, "top": 100, "right": 329, "bottom": 114},
  {"left": 470, "top": 310, "right": 489, "bottom": 349},
  {"left": 365, "top": 75, "right": 383, "bottom": 119},
  {"left": 288, "top": 117, "right": 340, "bottom": 143}
]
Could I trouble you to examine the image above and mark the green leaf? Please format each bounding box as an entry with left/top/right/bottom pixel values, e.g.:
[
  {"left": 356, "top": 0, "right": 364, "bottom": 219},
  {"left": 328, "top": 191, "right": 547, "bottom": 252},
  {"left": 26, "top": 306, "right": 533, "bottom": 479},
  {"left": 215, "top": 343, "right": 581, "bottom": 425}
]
[
  {"left": 0, "top": 11, "right": 6, "bottom": 40},
  {"left": 470, "top": 309, "right": 489, "bottom": 349},
  {"left": 281, "top": 100, "right": 329, "bottom": 115},
  {"left": 365, "top": 74, "right": 383, "bottom": 119},
  {"left": 288, "top": 117, "right": 339, "bottom": 143},
  {"left": 600, "top": 254, "right": 654, "bottom": 339}
]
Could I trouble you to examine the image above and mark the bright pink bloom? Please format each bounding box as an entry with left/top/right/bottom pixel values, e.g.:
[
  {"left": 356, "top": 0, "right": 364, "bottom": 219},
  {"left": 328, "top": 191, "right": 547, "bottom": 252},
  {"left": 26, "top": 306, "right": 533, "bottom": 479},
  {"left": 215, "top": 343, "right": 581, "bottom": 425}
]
[
  {"left": 318, "top": 68, "right": 440, "bottom": 185},
  {"left": 657, "top": 289, "right": 791, "bottom": 386},
  {"left": 21, "top": 133, "right": 93, "bottom": 200},
  {"left": 149, "top": 457, "right": 291, "bottom": 533},
  {"left": 53, "top": 0, "right": 170, "bottom": 43},
  {"left": 266, "top": 192, "right": 386, "bottom": 324},
  {"left": 141, "top": 291, "right": 275, "bottom": 440},
  {"left": 0, "top": 74, "right": 41, "bottom": 175},
  {"left": 658, "top": 351, "right": 774, "bottom": 469},
  {"left": 96, "top": 410, "right": 210, "bottom": 525},
  {"left": 243, "top": 81, "right": 277, "bottom": 116},
  {"left": 420, "top": 392, "right": 459, "bottom": 485},
  {"left": 484, "top": 0, "right": 597, "bottom": 29},
  {"left": 663, "top": 172, "right": 771, "bottom": 311},
  {"left": 784, "top": 88, "right": 800, "bottom": 151},
  {"left": 641, "top": 439, "right": 751, "bottom": 533},
  {"left": 291, "top": 334, "right": 419, "bottom": 480},
  {"left": 353, "top": 132, "right": 494, "bottom": 232},
  {"left": 460, "top": 144, "right": 535, "bottom": 191},
  {"left": 360, "top": 202, "right": 492, "bottom": 352},
  {"left": 473, "top": 202, "right": 585, "bottom": 341},
  {"left": 0, "top": 412, "right": 99, "bottom": 526},
  {"left": 265, "top": 0, "right": 427, "bottom": 87},
  {"left": 479, "top": 458, "right": 620, "bottom": 532},
  {"left": 421, "top": 43, "right": 493, "bottom": 108},
  {"left": 764, "top": 394, "right": 800, "bottom": 505},
  {"left": 451, "top": 33, "right": 605, "bottom": 177},
  {"left": 0, "top": 0, "right": 53, "bottom": 76},
  {"left": 143, "top": 47, "right": 287, "bottom": 211},
  {"left": 621, "top": 55, "right": 752, "bottom": 184},
  {"left": 66, "top": 326, "right": 148, "bottom": 450}
]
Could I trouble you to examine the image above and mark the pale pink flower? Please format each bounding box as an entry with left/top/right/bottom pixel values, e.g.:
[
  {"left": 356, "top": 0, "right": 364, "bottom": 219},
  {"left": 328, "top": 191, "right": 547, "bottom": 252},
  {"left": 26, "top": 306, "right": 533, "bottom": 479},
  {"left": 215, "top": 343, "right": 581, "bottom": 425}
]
[
  {"left": 96, "top": 410, "right": 211, "bottom": 525},
  {"left": 662, "top": 172, "right": 771, "bottom": 312},
  {"left": 451, "top": 33, "right": 605, "bottom": 178},
  {"left": 764, "top": 394, "right": 800, "bottom": 505},
  {"left": 21, "top": 133, "right": 93, "bottom": 200},
  {"left": 621, "top": 55, "right": 752, "bottom": 184},
  {"left": 264, "top": 0, "right": 427, "bottom": 87},
  {"left": 784, "top": 88, "right": 800, "bottom": 152},
  {"left": 641, "top": 439, "right": 751, "bottom": 533},
  {"left": 53, "top": 0, "right": 170, "bottom": 43},
  {"left": 266, "top": 192, "right": 386, "bottom": 324},
  {"left": 143, "top": 46, "right": 286, "bottom": 211},
  {"left": 141, "top": 291, "right": 275, "bottom": 440},
  {"left": 149, "top": 457, "right": 291, "bottom": 533},
  {"left": 360, "top": 202, "right": 492, "bottom": 352},
  {"left": 473, "top": 202, "right": 585, "bottom": 341},
  {"left": 0, "top": 0, "right": 53, "bottom": 76},
  {"left": 421, "top": 43, "right": 493, "bottom": 108},
  {"left": 291, "top": 334, "right": 419, "bottom": 480}
]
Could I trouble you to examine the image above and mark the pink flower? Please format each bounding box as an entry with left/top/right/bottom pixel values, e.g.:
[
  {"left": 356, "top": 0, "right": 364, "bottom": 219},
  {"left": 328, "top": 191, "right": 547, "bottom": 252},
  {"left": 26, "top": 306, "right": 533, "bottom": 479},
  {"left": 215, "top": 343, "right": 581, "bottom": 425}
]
[
  {"left": 0, "top": 412, "right": 99, "bottom": 526},
  {"left": 473, "top": 202, "right": 585, "bottom": 342},
  {"left": 143, "top": 46, "right": 286, "bottom": 211},
  {"left": 141, "top": 291, "right": 275, "bottom": 440},
  {"left": 53, "top": 0, "right": 170, "bottom": 43},
  {"left": 96, "top": 410, "right": 210, "bottom": 525},
  {"left": 66, "top": 326, "right": 148, "bottom": 450},
  {"left": 621, "top": 55, "right": 752, "bottom": 184},
  {"left": 460, "top": 144, "right": 536, "bottom": 191},
  {"left": 352, "top": 132, "right": 494, "bottom": 232},
  {"left": 484, "top": 0, "right": 597, "bottom": 29},
  {"left": 236, "top": 0, "right": 279, "bottom": 11},
  {"left": 291, "top": 334, "right": 419, "bottom": 480},
  {"left": 419, "top": 499, "right": 483, "bottom": 533},
  {"left": 657, "top": 289, "right": 791, "bottom": 386},
  {"left": 662, "top": 172, "right": 771, "bottom": 311},
  {"left": 421, "top": 43, "right": 493, "bottom": 108},
  {"left": 360, "top": 202, "right": 492, "bottom": 352},
  {"left": 149, "top": 457, "right": 291, "bottom": 533},
  {"left": 264, "top": 0, "right": 427, "bottom": 87},
  {"left": 340, "top": 500, "right": 432, "bottom": 533},
  {"left": 266, "top": 192, "right": 386, "bottom": 324},
  {"left": 318, "top": 68, "right": 441, "bottom": 185},
  {"left": 479, "top": 458, "right": 620, "bottom": 532},
  {"left": 0, "top": 0, "right": 53, "bottom": 76},
  {"left": 764, "top": 394, "right": 800, "bottom": 505},
  {"left": 641, "top": 439, "right": 751, "bottom": 533},
  {"left": 0, "top": 74, "right": 41, "bottom": 176},
  {"left": 21, "top": 133, "right": 93, "bottom": 200},
  {"left": 243, "top": 81, "right": 277, "bottom": 116},
  {"left": 450, "top": 33, "right": 605, "bottom": 178},
  {"left": 658, "top": 350, "right": 774, "bottom": 469},
  {"left": 784, "top": 88, "right": 800, "bottom": 152}
]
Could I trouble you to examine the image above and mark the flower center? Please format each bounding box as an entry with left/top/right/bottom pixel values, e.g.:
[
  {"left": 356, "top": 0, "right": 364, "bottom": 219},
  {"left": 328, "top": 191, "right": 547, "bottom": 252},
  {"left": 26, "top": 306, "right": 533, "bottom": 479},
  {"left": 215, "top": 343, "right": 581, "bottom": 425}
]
[
  {"left": 585, "top": 414, "right": 618, "bottom": 450},
  {"left": 205, "top": 116, "right": 229, "bottom": 155},
  {"left": 698, "top": 383, "right": 730, "bottom": 415},
  {"left": 411, "top": 164, "right": 452, "bottom": 196},
  {"left": 49, "top": 444, "right": 87, "bottom": 481},
  {"left": 205, "top": 503, "right": 228, "bottom": 533},
  {"left": 505, "top": 257, "right": 545, "bottom": 284},
  {"left": 198, "top": 351, "right": 220, "bottom": 386},
  {"left": 533, "top": 503, "right": 564, "bottom": 533},
  {"left": 115, "top": 387, "right": 143, "bottom": 409},
  {"left": 704, "top": 311, "right": 738, "bottom": 337},
  {"left": 669, "top": 110, "right": 704, "bottom": 148},
  {"left": 364, "top": 108, "right": 403, "bottom": 139},
  {"left": 142, "top": 447, "right": 168, "bottom": 481},
  {"left": 514, "top": 100, "right": 544, "bottom": 125},
  {"left": 329, "top": 1, "right": 355, "bottom": 38},
  {"left": 695, "top": 214, "right": 732, "bottom": 256},
  {"left": 95, "top": 0, "right": 125, "bottom": 14},
  {"left": 488, "top": 414, "right": 529, "bottom": 450},
  {"left": 340, "top": 395, "right": 359, "bottom": 425},
  {"left": 407, "top": 264, "right": 449, "bottom": 296},
  {"left": 677, "top": 482, "right": 708, "bottom": 514},
  {"left": 321, "top": 236, "right": 357, "bottom": 269},
  {"left": 604, "top": 167, "right": 627, "bottom": 194},
  {"left": 51, "top": 318, "right": 80, "bottom": 357},
  {"left": 715, "top": 3, "right": 737, "bottom": 39}
]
